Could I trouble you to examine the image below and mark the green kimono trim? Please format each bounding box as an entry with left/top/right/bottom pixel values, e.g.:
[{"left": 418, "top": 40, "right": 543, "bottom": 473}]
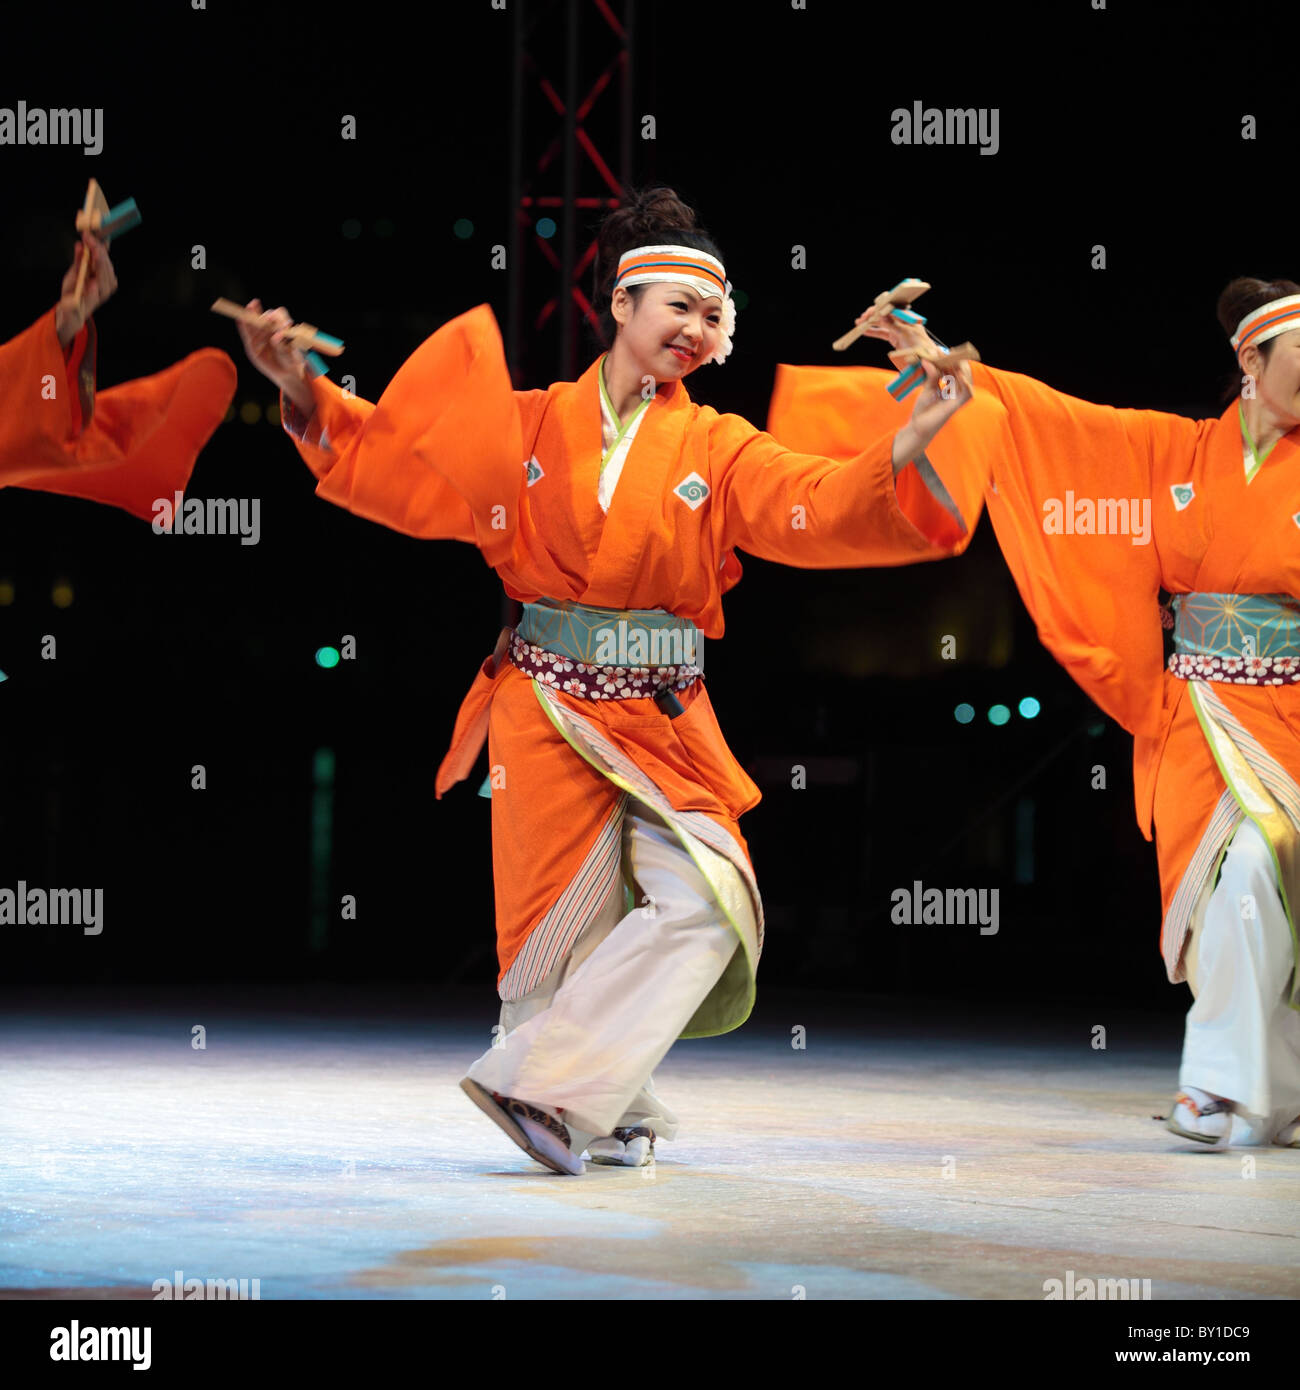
[
  {"left": 1239, "top": 400, "right": 1278, "bottom": 485},
  {"left": 597, "top": 354, "right": 653, "bottom": 473},
  {"left": 530, "top": 679, "right": 758, "bottom": 1039},
  {"left": 1188, "top": 682, "right": 1300, "bottom": 1012}
]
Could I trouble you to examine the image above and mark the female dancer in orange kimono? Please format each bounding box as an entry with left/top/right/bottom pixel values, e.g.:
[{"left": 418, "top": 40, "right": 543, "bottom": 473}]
[
  {"left": 769, "top": 278, "right": 1300, "bottom": 1150},
  {"left": 236, "top": 187, "right": 995, "bottom": 1175},
  {"left": 1, "top": 232, "right": 235, "bottom": 518}
]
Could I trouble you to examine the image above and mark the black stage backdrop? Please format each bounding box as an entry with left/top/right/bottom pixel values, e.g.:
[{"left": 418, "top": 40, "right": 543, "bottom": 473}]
[{"left": 0, "top": 0, "right": 1285, "bottom": 1007}]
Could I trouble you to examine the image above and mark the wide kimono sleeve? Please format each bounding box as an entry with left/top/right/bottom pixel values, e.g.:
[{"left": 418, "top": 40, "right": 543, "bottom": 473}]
[
  {"left": 278, "top": 303, "right": 526, "bottom": 567},
  {"left": 767, "top": 363, "right": 997, "bottom": 558},
  {"left": 713, "top": 364, "right": 995, "bottom": 569},
  {"left": 0, "top": 307, "right": 236, "bottom": 520},
  {"left": 766, "top": 359, "right": 1198, "bottom": 740},
  {"left": 968, "top": 362, "right": 1201, "bottom": 740}
]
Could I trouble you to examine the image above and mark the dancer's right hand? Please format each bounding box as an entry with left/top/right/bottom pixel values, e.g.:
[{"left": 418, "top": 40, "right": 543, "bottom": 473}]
[
  {"left": 55, "top": 236, "right": 118, "bottom": 348},
  {"left": 237, "top": 298, "right": 316, "bottom": 414},
  {"left": 237, "top": 299, "right": 306, "bottom": 384}
]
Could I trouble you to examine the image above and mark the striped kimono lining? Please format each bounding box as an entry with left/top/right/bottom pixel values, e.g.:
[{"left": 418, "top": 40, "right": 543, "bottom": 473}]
[
  {"left": 498, "top": 793, "right": 627, "bottom": 1002},
  {"left": 537, "top": 684, "right": 765, "bottom": 943},
  {"left": 1162, "top": 681, "right": 1300, "bottom": 983},
  {"left": 1163, "top": 788, "right": 1241, "bottom": 984},
  {"left": 1198, "top": 683, "right": 1300, "bottom": 830}
]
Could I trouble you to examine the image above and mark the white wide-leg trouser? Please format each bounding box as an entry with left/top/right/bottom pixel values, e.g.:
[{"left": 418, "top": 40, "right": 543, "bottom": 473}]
[
  {"left": 464, "top": 799, "right": 739, "bottom": 1158},
  {"left": 1180, "top": 818, "right": 1300, "bottom": 1143}
]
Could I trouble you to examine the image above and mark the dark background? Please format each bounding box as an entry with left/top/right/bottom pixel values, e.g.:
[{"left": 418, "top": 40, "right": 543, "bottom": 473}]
[{"left": 0, "top": 0, "right": 1286, "bottom": 1007}]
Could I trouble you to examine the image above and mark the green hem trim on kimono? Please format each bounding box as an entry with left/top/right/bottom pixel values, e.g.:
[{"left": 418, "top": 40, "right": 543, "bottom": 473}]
[
  {"left": 1188, "top": 682, "right": 1300, "bottom": 1012},
  {"left": 531, "top": 679, "right": 758, "bottom": 1039}
]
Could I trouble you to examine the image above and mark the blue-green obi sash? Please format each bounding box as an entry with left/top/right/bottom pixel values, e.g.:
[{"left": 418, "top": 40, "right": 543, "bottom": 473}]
[
  {"left": 1171, "top": 593, "right": 1300, "bottom": 663},
  {"left": 477, "top": 599, "right": 703, "bottom": 798},
  {"left": 516, "top": 598, "right": 702, "bottom": 669}
]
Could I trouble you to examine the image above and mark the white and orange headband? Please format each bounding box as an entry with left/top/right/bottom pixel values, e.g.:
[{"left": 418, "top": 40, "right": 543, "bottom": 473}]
[
  {"left": 614, "top": 243, "right": 736, "bottom": 365},
  {"left": 1230, "top": 295, "right": 1300, "bottom": 355}
]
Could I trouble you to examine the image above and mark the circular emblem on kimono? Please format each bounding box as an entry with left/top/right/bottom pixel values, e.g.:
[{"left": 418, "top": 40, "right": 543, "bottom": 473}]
[
  {"left": 1170, "top": 482, "right": 1194, "bottom": 511},
  {"left": 674, "top": 471, "right": 710, "bottom": 511}
]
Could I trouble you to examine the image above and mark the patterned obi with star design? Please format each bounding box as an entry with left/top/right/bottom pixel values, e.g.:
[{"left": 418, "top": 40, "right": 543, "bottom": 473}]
[
  {"left": 508, "top": 599, "right": 702, "bottom": 701},
  {"left": 1168, "top": 593, "right": 1300, "bottom": 685}
]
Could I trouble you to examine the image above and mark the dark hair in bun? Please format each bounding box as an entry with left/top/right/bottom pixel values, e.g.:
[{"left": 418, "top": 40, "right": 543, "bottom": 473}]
[
  {"left": 591, "top": 186, "right": 725, "bottom": 348},
  {"left": 1216, "top": 275, "right": 1300, "bottom": 404}
]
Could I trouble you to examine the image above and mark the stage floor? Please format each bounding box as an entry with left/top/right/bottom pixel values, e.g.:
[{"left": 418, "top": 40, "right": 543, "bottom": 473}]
[{"left": 1, "top": 988, "right": 1296, "bottom": 1300}]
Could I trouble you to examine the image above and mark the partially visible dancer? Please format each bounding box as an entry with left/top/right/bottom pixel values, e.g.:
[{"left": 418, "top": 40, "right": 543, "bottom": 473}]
[
  {"left": 1, "top": 230, "right": 235, "bottom": 516},
  {"left": 768, "top": 279, "right": 1300, "bottom": 1148}
]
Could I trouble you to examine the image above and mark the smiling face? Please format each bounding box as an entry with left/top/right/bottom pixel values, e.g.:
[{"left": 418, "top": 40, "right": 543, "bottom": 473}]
[
  {"left": 610, "top": 280, "right": 724, "bottom": 381},
  {"left": 1241, "top": 326, "right": 1300, "bottom": 426}
]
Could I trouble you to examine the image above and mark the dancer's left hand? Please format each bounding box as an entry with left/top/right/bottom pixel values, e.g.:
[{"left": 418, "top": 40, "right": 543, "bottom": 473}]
[
  {"left": 857, "top": 306, "right": 930, "bottom": 354},
  {"left": 909, "top": 357, "right": 973, "bottom": 441},
  {"left": 890, "top": 357, "right": 973, "bottom": 472}
]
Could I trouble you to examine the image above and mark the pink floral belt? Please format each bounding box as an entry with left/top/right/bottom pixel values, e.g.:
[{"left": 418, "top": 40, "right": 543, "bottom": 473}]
[
  {"left": 507, "top": 631, "right": 701, "bottom": 701},
  {"left": 1167, "top": 652, "right": 1300, "bottom": 685}
]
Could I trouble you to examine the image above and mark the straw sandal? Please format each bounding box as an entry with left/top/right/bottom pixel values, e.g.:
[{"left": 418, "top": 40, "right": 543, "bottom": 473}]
[
  {"left": 588, "top": 1126, "right": 656, "bottom": 1167},
  {"left": 460, "top": 1077, "right": 585, "bottom": 1175},
  {"left": 1164, "top": 1089, "right": 1233, "bottom": 1144}
]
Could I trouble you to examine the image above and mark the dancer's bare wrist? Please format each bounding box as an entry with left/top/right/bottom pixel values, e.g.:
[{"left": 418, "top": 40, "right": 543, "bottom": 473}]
[
  {"left": 280, "top": 375, "right": 317, "bottom": 416},
  {"left": 892, "top": 423, "right": 930, "bottom": 475}
]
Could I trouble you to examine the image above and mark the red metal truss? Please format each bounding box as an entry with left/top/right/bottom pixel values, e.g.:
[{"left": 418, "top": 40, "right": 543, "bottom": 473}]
[{"left": 508, "top": 0, "right": 637, "bottom": 381}]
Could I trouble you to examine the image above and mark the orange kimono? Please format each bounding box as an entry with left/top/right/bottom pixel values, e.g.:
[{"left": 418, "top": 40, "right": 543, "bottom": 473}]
[
  {"left": 768, "top": 362, "right": 1300, "bottom": 996},
  {"left": 0, "top": 308, "right": 236, "bottom": 517},
  {"left": 281, "top": 304, "right": 991, "bottom": 1036}
]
